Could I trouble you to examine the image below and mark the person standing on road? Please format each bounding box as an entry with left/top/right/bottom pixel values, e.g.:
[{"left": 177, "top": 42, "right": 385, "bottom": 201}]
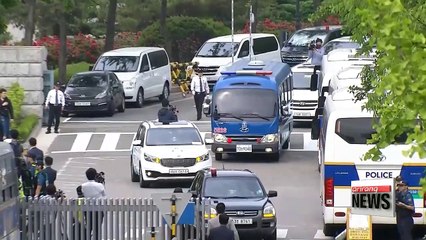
[
  {"left": 396, "top": 180, "right": 415, "bottom": 240},
  {"left": 27, "top": 137, "right": 44, "bottom": 163},
  {"left": 191, "top": 68, "right": 209, "bottom": 120},
  {"left": 207, "top": 203, "right": 239, "bottom": 240},
  {"left": 208, "top": 214, "right": 234, "bottom": 240},
  {"left": 82, "top": 168, "right": 106, "bottom": 240},
  {"left": 0, "top": 88, "right": 14, "bottom": 140},
  {"left": 45, "top": 82, "right": 65, "bottom": 134}
]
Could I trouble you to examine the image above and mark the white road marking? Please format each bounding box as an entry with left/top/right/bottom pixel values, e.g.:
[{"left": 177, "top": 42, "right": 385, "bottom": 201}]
[
  {"left": 303, "top": 132, "right": 318, "bottom": 151},
  {"left": 313, "top": 229, "right": 334, "bottom": 239},
  {"left": 70, "top": 133, "right": 92, "bottom": 152},
  {"left": 100, "top": 133, "right": 121, "bottom": 151},
  {"left": 57, "top": 157, "right": 73, "bottom": 176},
  {"left": 277, "top": 228, "right": 288, "bottom": 238}
]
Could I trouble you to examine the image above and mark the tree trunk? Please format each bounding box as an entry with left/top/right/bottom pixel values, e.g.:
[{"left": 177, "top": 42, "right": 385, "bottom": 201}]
[
  {"left": 23, "top": 0, "right": 36, "bottom": 45},
  {"left": 295, "top": 0, "right": 301, "bottom": 30},
  {"left": 160, "top": 0, "right": 172, "bottom": 59},
  {"left": 58, "top": 5, "right": 67, "bottom": 85},
  {"left": 104, "top": 0, "right": 118, "bottom": 51},
  {"left": 313, "top": 0, "right": 322, "bottom": 26}
]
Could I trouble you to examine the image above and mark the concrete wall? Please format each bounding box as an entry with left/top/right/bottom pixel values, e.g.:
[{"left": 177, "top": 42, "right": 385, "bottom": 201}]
[{"left": 0, "top": 46, "right": 47, "bottom": 118}]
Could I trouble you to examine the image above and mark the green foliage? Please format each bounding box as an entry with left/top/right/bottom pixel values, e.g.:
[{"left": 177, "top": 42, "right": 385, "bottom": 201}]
[
  {"left": 139, "top": 16, "right": 230, "bottom": 62},
  {"left": 0, "top": 0, "right": 18, "bottom": 34},
  {"left": 7, "top": 82, "right": 25, "bottom": 122},
  {"left": 54, "top": 62, "right": 91, "bottom": 83},
  {"left": 14, "top": 114, "right": 39, "bottom": 142}
]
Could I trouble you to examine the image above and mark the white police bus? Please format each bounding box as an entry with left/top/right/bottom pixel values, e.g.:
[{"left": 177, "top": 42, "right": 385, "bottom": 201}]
[{"left": 311, "top": 89, "right": 426, "bottom": 236}]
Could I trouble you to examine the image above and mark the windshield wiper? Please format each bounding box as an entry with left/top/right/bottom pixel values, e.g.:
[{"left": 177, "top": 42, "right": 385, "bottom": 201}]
[
  {"left": 217, "top": 113, "right": 244, "bottom": 121},
  {"left": 240, "top": 113, "right": 270, "bottom": 121},
  {"left": 221, "top": 196, "right": 250, "bottom": 199}
]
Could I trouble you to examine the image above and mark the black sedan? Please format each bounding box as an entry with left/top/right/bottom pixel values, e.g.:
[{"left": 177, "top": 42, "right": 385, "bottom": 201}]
[{"left": 63, "top": 71, "right": 126, "bottom": 117}]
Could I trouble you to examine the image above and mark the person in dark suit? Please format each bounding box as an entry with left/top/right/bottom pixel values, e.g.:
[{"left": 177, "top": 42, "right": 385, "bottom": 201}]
[
  {"left": 27, "top": 137, "right": 44, "bottom": 163},
  {"left": 34, "top": 156, "right": 57, "bottom": 196},
  {"left": 208, "top": 214, "right": 234, "bottom": 240}
]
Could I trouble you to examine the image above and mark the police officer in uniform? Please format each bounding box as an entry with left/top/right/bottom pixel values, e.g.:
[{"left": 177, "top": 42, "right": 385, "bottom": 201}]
[
  {"left": 191, "top": 68, "right": 209, "bottom": 120},
  {"left": 396, "top": 180, "right": 415, "bottom": 240},
  {"left": 45, "top": 82, "right": 65, "bottom": 134}
]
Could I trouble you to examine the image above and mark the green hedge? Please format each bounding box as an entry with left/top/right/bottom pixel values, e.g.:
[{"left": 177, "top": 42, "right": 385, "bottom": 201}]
[
  {"left": 13, "top": 115, "right": 39, "bottom": 142},
  {"left": 54, "top": 62, "right": 91, "bottom": 84}
]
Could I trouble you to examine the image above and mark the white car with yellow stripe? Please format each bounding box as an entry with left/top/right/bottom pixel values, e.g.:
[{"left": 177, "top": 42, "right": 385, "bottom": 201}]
[{"left": 130, "top": 120, "right": 212, "bottom": 187}]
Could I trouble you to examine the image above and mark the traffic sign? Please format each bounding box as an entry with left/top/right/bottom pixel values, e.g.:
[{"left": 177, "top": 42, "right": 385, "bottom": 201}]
[{"left": 151, "top": 193, "right": 193, "bottom": 226}]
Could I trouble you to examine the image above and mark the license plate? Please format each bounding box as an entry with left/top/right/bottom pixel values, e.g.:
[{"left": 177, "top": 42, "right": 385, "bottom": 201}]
[
  {"left": 169, "top": 169, "right": 189, "bottom": 174},
  {"left": 294, "top": 112, "right": 311, "bottom": 116},
  {"left": 236, "top": 145, "right": 252, "bottom": 152},
  {"left": 75, "top": 102, "right": 91, "bottom": 106},
  {"left": 232, "top": 218, "right": 252, "bottom": 225}
]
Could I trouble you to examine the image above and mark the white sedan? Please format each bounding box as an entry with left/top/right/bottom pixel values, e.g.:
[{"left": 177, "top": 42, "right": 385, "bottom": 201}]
[{"left": 130, "top": 120, "right": 212, "bottom": 187}]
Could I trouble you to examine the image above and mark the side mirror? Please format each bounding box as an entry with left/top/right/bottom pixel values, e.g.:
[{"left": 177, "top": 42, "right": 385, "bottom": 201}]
[
  {"left": 140, "top": 65, "right": 149, "bottom": 73},
  {"left": 310, "top": 73, "right": 318, "bottom": 91},
  {"left": 311, "top": 108, "right": 323, "bottom": 140},
  {"left": 281, "top": 105, "right": 289, "bottom": 115},
  {"left": 132, "top": 140, "right": 142, "bottom": 146},
  {"left": 88, "top": 65, "right": 93, "bottom": 71},
  {"left": 318, "top": 96, "right": 326, "bottom": 108},
  {"left": 267, "top": 190, "right": 277, "bottom": 198},
  {"left": 321, "top": 86, "right": 329, "bottom": 97},
  {"left": 205, "top": 139, "right": 213, "bottom": 145}
]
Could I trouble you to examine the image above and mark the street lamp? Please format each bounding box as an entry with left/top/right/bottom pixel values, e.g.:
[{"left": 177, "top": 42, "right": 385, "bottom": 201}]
[{"left": 231, "top": 0, "right": 235, "bottom": 64}]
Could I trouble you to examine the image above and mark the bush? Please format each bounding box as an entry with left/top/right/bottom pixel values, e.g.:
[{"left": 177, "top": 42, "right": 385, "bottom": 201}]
[
  {"left": 139, "top": 16, "right": 230, "bottom": 62},
  {"left": 54, "top": 62, "right": 91, "bottom": 83},
  {"left": 114, "top": 32, "right": 142, "bottom": 49},
  {"left": 6, "top": 83, "right": 39, "bottom": 141}
]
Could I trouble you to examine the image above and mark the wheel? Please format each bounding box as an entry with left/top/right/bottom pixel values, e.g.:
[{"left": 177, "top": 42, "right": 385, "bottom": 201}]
[
  {"left": 159, "top": 83, "right": 170, "bottom": 101},
  {"left": 61, "top": 111, "right": 69, "bottom": 117},
  {"left": 282, "top": 139, "right": 289, "bottom": 149},
  {"left": 323, "top": 223, "right": 340, "bottom": 237},
  {"left": 118, "top": 95, "right": 125, "bottom": 112},
  {"left": 130, "top": 157, "right": 139, "bottom": 182},
  {"left": 139, "top": 166, "right": 151, "bottom": 188},
  {"left": 270, "top": 152, "right": 280, "bottom": 161},
  {"left": 215, "top": 153, "right": 223, "bottom": 161},
  {"left": 264, "top": 230, "right": 277, "bottom": 240},
  {"left": 107, "top": 101, "right": 115, "bottom": 116},
  {"left": 135, "top": 88, "right": 144, "bottom": 108}
]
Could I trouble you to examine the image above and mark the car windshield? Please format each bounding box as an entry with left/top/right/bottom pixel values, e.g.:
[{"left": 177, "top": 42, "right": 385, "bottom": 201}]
[
  {"left": 285, "top": 29, "right": 328, "bottom": 47},
  {"left": 145, "top": 128, "right": 202, "bottom": 146},
  {"left": 293, "top": 72, "right": 312, "bottom": 89},
  {"left": 213, "top": 89, "right": 277, "bottom": 119},
  {"left": 324, "top": 41, "right": 360, "bottom": 55},
  {"left": 93, "top": 56, "right": 139, "bottom": 72},
  {"left": 204, "top": 177, "right": 265, "bottom": 199},
  {"left": 196, "top": 42, "right": 239, "bottom": 57},
  {"left": 68, "top": 75, "right": 108, "bottom": 88}
]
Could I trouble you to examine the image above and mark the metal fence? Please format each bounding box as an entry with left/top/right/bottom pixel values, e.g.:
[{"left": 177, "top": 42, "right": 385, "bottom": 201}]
[{"left": 19, "top": 197, "right": 213, "bottom": 240}]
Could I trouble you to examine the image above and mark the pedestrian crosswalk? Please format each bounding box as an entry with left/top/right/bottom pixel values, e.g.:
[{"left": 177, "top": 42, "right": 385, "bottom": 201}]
[{"left": 48, "top": 132, "right": 318, "bottom": 154}]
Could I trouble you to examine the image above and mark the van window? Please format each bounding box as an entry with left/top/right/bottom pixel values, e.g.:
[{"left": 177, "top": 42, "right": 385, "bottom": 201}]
[
  {"left": 148, "top": 50, "right": 169, "bottom": 69},
  {"left": 196, "top": 42, "right": 239, "bottom": 57},
  {"left": 285, "top": 29, "right": 330, "bottom": 47},
  {"left": 238, "top": 41, "right": 249, "bottom": 58},
  {"left": 140, "top": 54, "right": 150, "bottom": 72},
  {"left": 93, "top": 56, "right": 139, "bottom": 72},
  {"left": 253, "top": 37, "right": 278, "bottom": 55}
]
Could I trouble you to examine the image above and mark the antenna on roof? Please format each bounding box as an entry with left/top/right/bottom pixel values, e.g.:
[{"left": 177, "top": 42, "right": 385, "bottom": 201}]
[{"left": 231, "top": 0, "right": 235, "bottom": 64}]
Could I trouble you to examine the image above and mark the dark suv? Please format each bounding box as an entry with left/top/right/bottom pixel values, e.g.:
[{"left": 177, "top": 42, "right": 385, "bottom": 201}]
[{"left": 190, "top": 168, "right": 278, "bottom": 240}]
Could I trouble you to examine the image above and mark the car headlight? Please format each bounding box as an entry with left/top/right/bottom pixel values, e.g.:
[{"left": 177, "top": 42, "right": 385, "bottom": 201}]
[
  {"left": 144, "top": 153, "right": 160, "bottom": 163},
  {"left": 95, "top": 91, "right": 107, "bottom": 99},
  {"left": 213, "top": 134, "right": 227, "bottom": 143},
  {"left": 261, "top": 134, "right": 278, "bottom": 143},
  {"left": 196, "top": 153, "right": 210, "bottom": 162},
  {"left": 64, "top": 92, "right": 71, "bottom": 100},
  {"left": 263, "top": 202, "right": 276, "bottom": 218},
  {"left": 204, "top": 207, "right": 217, "bottom": 219}
]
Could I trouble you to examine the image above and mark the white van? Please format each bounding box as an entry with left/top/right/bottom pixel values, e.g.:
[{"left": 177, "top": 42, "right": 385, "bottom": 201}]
[
  {"left": 92, "top": 47, "right": 171, "bottom": 107},
  {"left": 291, "top": 62, "right": 319, "bottom": 121},
  {"left": 192, "top": 33, "right": 282, "bottom": 89},
  {"left": 328, "top": 64, "right": 373, "bottom": 94}
]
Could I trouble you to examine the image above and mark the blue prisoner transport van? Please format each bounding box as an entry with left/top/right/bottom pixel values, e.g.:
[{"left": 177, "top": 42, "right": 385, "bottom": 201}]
[{"left": 203, "top": 60, "right": 294, "bottom": 161}]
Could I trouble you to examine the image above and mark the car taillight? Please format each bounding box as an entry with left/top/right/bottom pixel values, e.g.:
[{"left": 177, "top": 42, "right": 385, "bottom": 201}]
[
  {"left": 325, "top": 178, "right": 334, "bottom": 207},
  {"left": 423, "top": 193, "right": 426, "bottom": 208}
]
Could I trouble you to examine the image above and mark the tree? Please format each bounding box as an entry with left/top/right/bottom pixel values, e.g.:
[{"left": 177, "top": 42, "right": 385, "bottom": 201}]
[
  {"left": 314, "top": 1, "right": 426, "bottom": 162},
  {"left": 0, "top": 0, "right": 18, "bottom": 34},
  {"left": 23, "top": 0, "right": 36, "bottom": 45},
  {"left": 104, "top": 0, "right": 118, "bottom": 51}
]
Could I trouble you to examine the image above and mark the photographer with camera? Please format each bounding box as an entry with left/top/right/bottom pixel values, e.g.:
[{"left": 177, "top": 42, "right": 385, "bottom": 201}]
[
  {"left": 307, "top": 38, "right": 325, "bottom": 75},
  {"left": 158, "top": 98, "right": 178, "bottom": 123}
]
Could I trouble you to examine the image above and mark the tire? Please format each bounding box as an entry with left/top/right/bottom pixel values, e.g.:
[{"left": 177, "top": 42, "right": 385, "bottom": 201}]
[
  {"left": 118, "top": 95, "right": 125, "bottom": 112},
  {"left": 323, "top": 224, "right": 340, "bottom": 237},
  {"left": 215, "top": 153, "right": 223, "bottom": 161},
  {"left": 139, "top": 166, "right": 151, "bottom": 188},
  {"left": 107, "top": 101, "right": 115, "bottom": 116},
  {"left": 135, "top": 88, "right": 144, "bottom": 108},
  {"left": 159, "top": 83, "right": 170, "bottom": 101},
  {"left": 130, "top": 157, "right": 139, "bottom": 182},
  {"left": 264, "top": 229, "right": 277, "bottom": 240},
  {"left": 61, "top": 111, "right": 69, "bottom": 117}
]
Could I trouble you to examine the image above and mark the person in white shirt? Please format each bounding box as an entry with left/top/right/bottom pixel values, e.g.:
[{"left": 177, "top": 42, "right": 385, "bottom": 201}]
[
  {"left": 307, "top": 38, "right": 325, "bottom": 75},
  {"left": 81, "top": 168, "right": 106, "bottom": 240},
  {"left": 45, "top": 82, "right": 65, "bottom": 134},
  {"left": 190, "top": 69, "right": 209, "bottom": 120}
]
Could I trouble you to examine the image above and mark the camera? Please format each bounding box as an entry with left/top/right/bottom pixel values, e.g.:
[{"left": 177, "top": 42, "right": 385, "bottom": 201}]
[
  {"left": 95, "top": 171, "right": 105, "bottom": 185},
  {"left": 54, "top": 189, "right": 66, "bottom": 199},
  {"left": 309, "top": 40, "right": 316, "bottom": 50},
  {"left": 169, "top": 104, "right": 179, "bottom": 114}
]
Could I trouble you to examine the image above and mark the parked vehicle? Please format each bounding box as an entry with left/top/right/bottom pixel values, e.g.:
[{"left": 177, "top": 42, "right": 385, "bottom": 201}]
[
  {"left": 91, "top": 47, "right": 172, "bottom": 108},
  {"left": 63, "top": 71, "right": 125, "bottom": 117},
  {"left": 291, "top": 63, "right": 319, "bottom": 121}
]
